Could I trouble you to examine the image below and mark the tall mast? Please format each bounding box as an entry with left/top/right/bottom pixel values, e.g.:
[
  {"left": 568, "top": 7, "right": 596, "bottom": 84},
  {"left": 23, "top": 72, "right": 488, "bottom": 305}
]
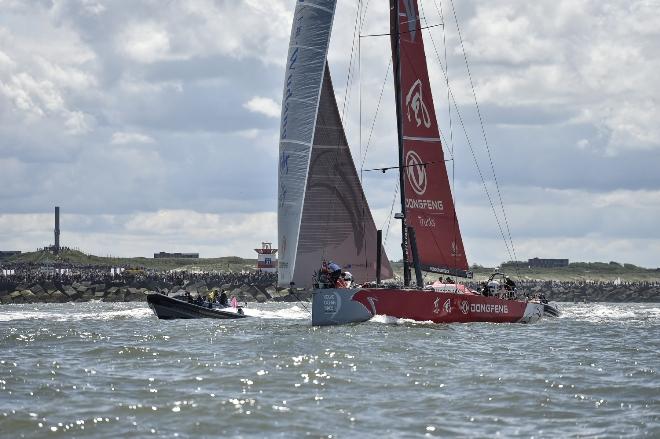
[{"left": 390, "top": 0, "right": 411, "bottom": 286}]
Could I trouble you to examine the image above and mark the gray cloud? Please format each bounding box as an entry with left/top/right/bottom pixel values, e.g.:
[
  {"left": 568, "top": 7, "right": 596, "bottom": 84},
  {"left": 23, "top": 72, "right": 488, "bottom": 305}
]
[{"left": 1, "top": 0, "right": 658, "bottom": 267}]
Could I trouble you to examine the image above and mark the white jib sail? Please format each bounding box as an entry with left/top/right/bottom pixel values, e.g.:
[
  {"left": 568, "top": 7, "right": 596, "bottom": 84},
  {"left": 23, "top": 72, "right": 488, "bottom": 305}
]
[{"left": 278, "top": 1, "right": 338, "bottom": 287}]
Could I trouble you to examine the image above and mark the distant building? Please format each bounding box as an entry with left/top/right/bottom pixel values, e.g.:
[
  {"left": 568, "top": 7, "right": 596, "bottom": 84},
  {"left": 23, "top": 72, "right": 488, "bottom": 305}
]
[
  {"left": 154, "top": 252, "right": 199, "bottom": 259},
  {"left": 528, "top": 257, "right": 569, "bottom": 268},
  {"left": 0, "top": 250, "right": 22, "bottom": 260},
  {"left": 254, "top": 242, "right": 277, "bottom": 273},
  {"left": 503, "top": 260, "right": 527, "bottom": 267}
]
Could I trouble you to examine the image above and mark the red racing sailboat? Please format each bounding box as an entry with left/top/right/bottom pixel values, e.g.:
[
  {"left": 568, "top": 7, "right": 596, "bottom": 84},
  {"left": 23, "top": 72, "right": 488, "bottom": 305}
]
[{"left": 277, "top": 0, "right": 544, "bottom": 325}]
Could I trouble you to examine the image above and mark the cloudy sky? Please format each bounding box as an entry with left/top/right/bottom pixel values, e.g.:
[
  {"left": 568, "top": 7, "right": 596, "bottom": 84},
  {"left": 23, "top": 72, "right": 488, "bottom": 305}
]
[{"left": 1, "top": 0, "right": 659, "bottom": 267}]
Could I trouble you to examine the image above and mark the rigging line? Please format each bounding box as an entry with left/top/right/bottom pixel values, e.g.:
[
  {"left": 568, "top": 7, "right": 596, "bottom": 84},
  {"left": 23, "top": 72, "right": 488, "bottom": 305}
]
[
  {"left": 362, "top": 159, "right": 452, "bottom": 173},
  {"left": 339, "top": 0, "right": 364, "bottom": 125},
  {"left": 438, "top": 129, "right": 454, "bottom": 161},
  {"left": 359, "top": 16, "right": 368, "bottom": 277},
  {"left": 360, "top": 22, "right": 443, "bottom": 38},
  {"left": 382, "top": 180, "right": 399, "bottom": 245},
  {"left": 343, "top": 0, "right": 373, "bottom": 125},
  {"left": 287, "top": 288, "right": 311, "bottom": 315},
  {"left": 433, "top": 0, "right": 455, "bottom": 161},
  {"left": 359, "top": 56, "right": 392, "bottom": 173},
  {"left": 423, "top": 0, "right": 459, "bottom": 280},
  {"left": 440, "top": 0, "right": 460, "bottom": 281},
  {"left": 358, "top": 0, "right": 365, "bottom": 171},
  {"left": 416, "top": 17, "right": 515, "bottom": 264},
  {"left": 358, "top": 0, "right": 372, "bottom": 274},
  {"left": 448, "top": 0, "right": 520, "bottom": 271},
  {"left": 412, "top": 7, "right": 514, "bottom": 265}
]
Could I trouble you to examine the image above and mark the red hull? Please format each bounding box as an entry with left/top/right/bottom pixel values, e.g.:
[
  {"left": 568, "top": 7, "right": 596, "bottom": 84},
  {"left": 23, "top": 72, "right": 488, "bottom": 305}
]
[
  {"left": 311, "top": 288, "right": 543, "bottom": 325},
  {"left": 355, "top": 289, "right": 540, "bottom": 323}
]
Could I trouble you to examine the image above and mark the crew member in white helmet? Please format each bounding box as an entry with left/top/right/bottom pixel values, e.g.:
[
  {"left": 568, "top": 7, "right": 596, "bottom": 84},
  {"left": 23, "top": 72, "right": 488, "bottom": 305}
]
[{"left": 342, "top": 271, "right": 353, "bottom": 288}]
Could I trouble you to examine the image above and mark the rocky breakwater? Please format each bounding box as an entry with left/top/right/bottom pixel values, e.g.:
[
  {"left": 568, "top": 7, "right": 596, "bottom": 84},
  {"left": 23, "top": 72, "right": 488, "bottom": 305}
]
[
  {"left": 5, "top": 278, "right": 657, "bottom": 305},
  {"left": 0, "top": 280, "right": 308, "bottom": 305},
  {"left": 524, "top": 281, "right": 660, "bottom": 302},
  {"left": 0, "top": 281, "right": 153, "bottom": 304}
]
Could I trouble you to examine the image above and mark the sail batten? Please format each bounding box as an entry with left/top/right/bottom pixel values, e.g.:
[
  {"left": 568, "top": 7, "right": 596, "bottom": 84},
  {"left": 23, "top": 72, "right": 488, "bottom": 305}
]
[{"left": 391, "top": 0, "right": 470, "bottom": 277}]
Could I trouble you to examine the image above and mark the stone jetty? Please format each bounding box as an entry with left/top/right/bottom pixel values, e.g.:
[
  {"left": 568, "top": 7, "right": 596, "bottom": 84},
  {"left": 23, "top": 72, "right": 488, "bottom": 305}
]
[
  {"left": 521, "top": 281, "right": 660, "bottom": 302},
  {"left": 0, "top": 279, "right": 314, "bottom": 305},
  {"left": 1, "top": 278, "right": 659, "bottom": 305}
]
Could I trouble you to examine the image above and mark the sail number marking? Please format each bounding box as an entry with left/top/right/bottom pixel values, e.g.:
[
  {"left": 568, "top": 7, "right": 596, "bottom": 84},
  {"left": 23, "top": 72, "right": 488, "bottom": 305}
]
[{"left": 322, "top": 294, "right": 337, "bottom": 313}]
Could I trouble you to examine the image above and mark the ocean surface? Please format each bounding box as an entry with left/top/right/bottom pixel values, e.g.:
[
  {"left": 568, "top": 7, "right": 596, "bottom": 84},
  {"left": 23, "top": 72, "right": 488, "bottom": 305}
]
[{"left": 0, "top": 302, "right": 658, "bottom": 438}]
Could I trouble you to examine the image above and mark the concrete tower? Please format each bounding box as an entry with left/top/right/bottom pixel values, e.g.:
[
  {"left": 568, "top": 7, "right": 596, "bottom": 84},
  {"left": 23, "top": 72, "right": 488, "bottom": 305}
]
[{"left": 54, "top": 206, "right": 60, "bottom": 254}]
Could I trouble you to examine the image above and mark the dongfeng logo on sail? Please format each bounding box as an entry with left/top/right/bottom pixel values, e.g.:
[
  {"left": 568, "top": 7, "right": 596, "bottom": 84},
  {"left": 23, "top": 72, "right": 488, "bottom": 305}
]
[{"left": 405, "top": 152, "right": 444, "bottom": 212}]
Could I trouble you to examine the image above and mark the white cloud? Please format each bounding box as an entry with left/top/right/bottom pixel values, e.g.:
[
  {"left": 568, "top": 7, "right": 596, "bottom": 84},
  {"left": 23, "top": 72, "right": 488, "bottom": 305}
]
[
  {"left": 448, "top": 0, "right": 660, "bottom": 154},
  {"left": 108, "top": 1, "right": 292, "bottom": 65},
  {"left": 175, "top": 0, "right": 291, "bottom": 64},
  {"left": 0, "top": 71, "right": 94, "bottom": 134},
  {"left": 117, "top": 21, "right": 173, "bottom": 64},
  {"left": 63, "top": 110, "right": 93, "bottom": 135},
  {"left": 111, "top": 131, "right": 155, "bottom": 145},
  {"left": 0, "top": 49, "right": 15, "bottom": 69},
  {"left": 243, "top": 96, "right": 280, "bottom": 119},
  {"left": 0, "top": 13, "right": 97, "bottom": 135},
  {"left": 79, "top": 0, "right": 106, "bottom": 16}
]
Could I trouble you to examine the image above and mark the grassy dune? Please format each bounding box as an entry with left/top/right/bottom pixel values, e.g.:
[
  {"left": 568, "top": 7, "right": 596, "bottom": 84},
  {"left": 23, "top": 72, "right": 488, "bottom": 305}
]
[{"left": 5, "top": 249, "right": 256, "bottom": 272}]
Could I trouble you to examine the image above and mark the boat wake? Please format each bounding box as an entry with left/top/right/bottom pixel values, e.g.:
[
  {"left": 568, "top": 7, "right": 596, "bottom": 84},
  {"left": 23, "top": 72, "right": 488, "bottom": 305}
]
[
  {"left": 242, "top": 305, "right": 309, "bottom": 320},
  {"left": 370, "top": 314, "right": 440, "bottom": 327},
  {"left": 558, "top": 303, "right": 660, "bottom": 323},
  {"left": 0, "top": 306, "right": 153, "bottom": 322}
]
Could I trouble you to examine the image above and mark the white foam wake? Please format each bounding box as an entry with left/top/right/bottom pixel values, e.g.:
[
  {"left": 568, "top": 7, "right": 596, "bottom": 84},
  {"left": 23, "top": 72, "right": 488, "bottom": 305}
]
[
  {"left": 558, "top": 303, "right": 659, "bottom": 323},
  {"left": 369, "top": 314, "right": 436, "bottom": 325},
  {"left": 241, "top": 305, "right": 309, "bottom": 320},
  {"left": 0, "top": 306, "right": 152, "bottom": 322}
]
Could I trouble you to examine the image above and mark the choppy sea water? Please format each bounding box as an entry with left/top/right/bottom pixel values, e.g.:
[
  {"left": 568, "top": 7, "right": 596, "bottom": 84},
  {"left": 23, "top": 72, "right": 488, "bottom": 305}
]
[{"left": 0, "top": 302, "right": 658, "bottom": 438}]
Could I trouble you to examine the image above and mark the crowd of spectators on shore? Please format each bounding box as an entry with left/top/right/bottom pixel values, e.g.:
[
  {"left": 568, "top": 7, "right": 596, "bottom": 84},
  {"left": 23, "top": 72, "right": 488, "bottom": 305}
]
[{"left": 3, "top": 261, "right": 660, "bottom": 290}]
